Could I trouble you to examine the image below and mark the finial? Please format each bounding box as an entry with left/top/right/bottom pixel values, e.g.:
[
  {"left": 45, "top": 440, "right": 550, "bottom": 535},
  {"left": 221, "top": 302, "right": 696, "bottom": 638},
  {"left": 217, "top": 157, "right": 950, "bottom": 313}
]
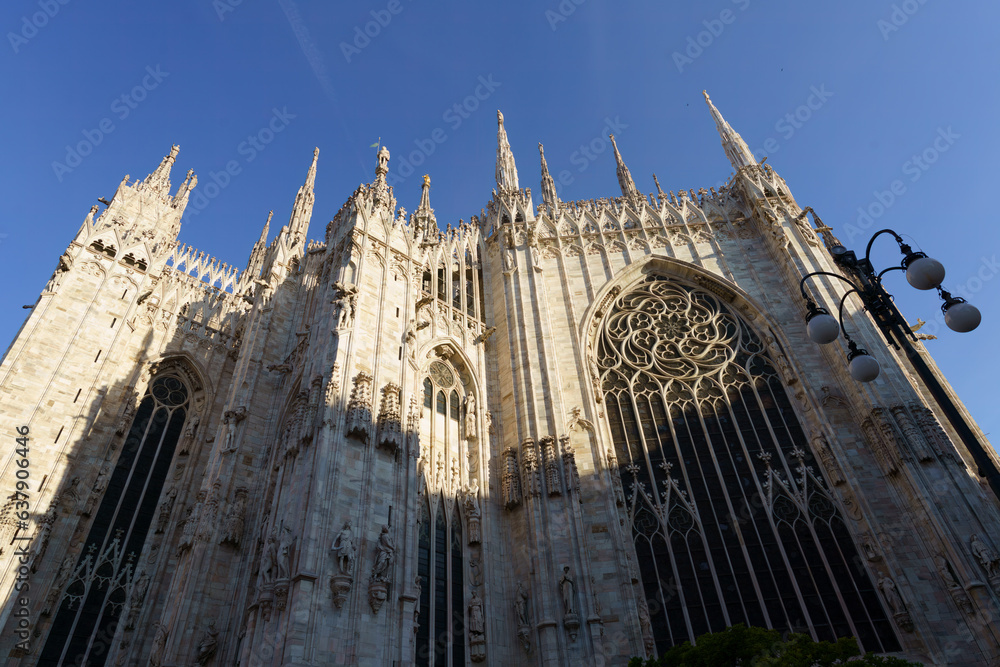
[{"left": 423, "top": 174, "right": 430, "bottom": 186}]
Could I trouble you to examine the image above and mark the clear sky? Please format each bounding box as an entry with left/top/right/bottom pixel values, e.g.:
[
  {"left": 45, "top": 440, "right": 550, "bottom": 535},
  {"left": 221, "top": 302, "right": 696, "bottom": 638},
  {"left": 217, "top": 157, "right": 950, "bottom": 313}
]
[{"left": 1, "top": 1, "right": 998, "bottom": 440}]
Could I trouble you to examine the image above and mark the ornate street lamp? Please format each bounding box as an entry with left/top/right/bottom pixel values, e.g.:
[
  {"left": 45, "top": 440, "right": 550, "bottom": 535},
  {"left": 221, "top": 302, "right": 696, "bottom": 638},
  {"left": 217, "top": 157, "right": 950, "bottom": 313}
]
[{"left": 799, "top": 229, "right": 997, "bottom": 498}]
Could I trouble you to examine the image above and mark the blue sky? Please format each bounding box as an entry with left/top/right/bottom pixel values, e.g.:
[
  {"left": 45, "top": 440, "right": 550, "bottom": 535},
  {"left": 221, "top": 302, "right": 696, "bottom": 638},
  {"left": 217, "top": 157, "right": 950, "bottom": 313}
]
[{"left": 2, "top": 0, "right": 998, "bottom": 439}]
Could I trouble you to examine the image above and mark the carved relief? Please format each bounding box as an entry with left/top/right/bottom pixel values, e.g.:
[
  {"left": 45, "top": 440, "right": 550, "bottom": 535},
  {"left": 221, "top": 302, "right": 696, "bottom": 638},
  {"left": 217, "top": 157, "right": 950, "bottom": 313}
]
[
  {"left": 811, "top": 435, "right": 844, "bottom": 486},
  {"left": 560, "top": 436, "right": 582, "bottom": 501},
  {"left": 890, "top": 406, "right": 934, "bottom": 462},
  {"left": 521, "top": 439, "right": 540, "bottom": 498},
  {"left": 220, "top": 488, "right": 248, "bottom": 548},
  {"left": 345, "top": 372, "right": 374, "bottom": 443},
  {"left": 861, "top": 410, "right": 900, "bottom": 476},
  {"left": 502, "top": 447, "right": 522, "bottom": 510},
  {"left": 376, "top": 382, "right": 403, "bottom": 453},
  {"left": 540, "top": 436, "right": 562, "bottom": 497}
]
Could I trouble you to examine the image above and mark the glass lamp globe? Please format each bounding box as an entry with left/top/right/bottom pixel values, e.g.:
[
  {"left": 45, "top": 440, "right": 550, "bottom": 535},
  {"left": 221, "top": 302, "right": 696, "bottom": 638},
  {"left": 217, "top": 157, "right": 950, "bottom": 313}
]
[
  {"left": 849, "top": 353, "right": 881, "bottom": 382},
  {"left": 905, "top": 255, "right": 946, "bottom": 291},
  {"left": 807, "top": 312, "right": 840, "bottom": 344},
  {"left": 944, "top": 300, "right": 982, "bottom": 333}
]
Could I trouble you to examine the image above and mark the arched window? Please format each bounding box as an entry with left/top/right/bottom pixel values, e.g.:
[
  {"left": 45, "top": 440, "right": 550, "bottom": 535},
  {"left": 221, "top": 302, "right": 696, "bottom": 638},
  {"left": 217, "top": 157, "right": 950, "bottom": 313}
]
[
  {"left": 415, "top": 497, "right": 465, "bottom": 666},
  {"left": 596, "top": 275, "right": 899, "bottom": 655},
  {"left": 40, "top": 374, "right": 191, "bottom": 666}
]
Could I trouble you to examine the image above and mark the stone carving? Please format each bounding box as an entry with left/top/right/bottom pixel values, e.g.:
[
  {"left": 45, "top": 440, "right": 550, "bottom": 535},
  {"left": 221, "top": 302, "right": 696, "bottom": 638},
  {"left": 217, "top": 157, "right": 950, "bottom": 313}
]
[
  {"left": 60, "top": 477, "right": 82, "bottom": 514},
  {"left": 861, "top": 412, "right": 900, "bottom": 477},
  {"left": 878, "top": 573, "right": 912, "bottom": 631},
  {"left": 82, "top": 464, "right": 110, "bottom": 517},
  {"left": 560, "top": 436, "right": 581, "bottom": 501},
  {"left": 123, "top": 569, "right": 150, "bottom": 630},
  {"left": 559, "top": 566, "right": 580, "bottom": 640},
  {"left": 346, "top": 372, "right": 374, "bottom": 443},
  {"left": 637, "top": 594, "right": 654, "bottom": 655},
  {"left": 540, "top": 436, "right": 561, "bottom": 497},
  {"left": 220, "top": 488, "right": 248, "bottom": 547},
  {"left": 970, "top": 534, "right": 1000, "bottom": 589},
  {"left": 195, "top": 623, "right": 219, "bottom": 666},
  {"left": 277, "top": 525, "right": 294, "bottom": 580},
  {"left": 331, "top": 520, "right": 356, "bottom": 575},
  {"left": 184, "top": 412, "right": 200, "bottom": 441},
  {"left": 155, "top": 487, "right": 177, "bottom": 534},
  {"left": 607, "top": 452, "right": 626, "bottom": 508},
  {"left": 515, "top": 582, "right": 531, "bottom": 652},
  {"left": 469, "top": 590, "right": 487, "bottom": 662},
  {"left": 333, "top": 281, "right": 359, "bottom": 329},
  {"left": 371, "top": 525, "right": 395, "bottom": 582},
  {"left": 521, "top": 439, "right": 540, "bottom": 498},
  {"left": 587, "top": 345, "right": 603, "bottom": 403},
  {"left": 464, "top": 483, "right": 482, "bottom": 545},
  {"left": 42, "top": 552, "right": 76, "bottom": 616},
  {"left": 369, "top": 525, "right": 395, "bottom": 614},
  {"left": 465, "top": 393, "right": 478, "bottom": 441},
  {"left": 860, "top": 533, "right": 882, "bottom": 562},
  {"left": 30, "top": 502, "right": 58, "bottom": 572},
  {"left": 502, "top": 446, "right": 522, "bottom": 509},
  {"left": 936, "top": 554, "right": 973, "bottom": 614},
  {"left": 176, "top": 493, "right": 205, "bottom": 555},
  {"left": 148, "top": 622, "right": 168, "bottom": 667},
  {"left": 115, "top": 392, "right": 138, "bottom": 435},
  {"left": 811, "top": 435, "right": 844, "bottom": 486},
  {"left": 502, "top": 228, "right": 516, "bottom": 274},
  {"left": 376, "top": 382, "right": 403, "bottom": 453},
  {"left": 890, "top": 406, "right": 934, "bottom": 462},
  {"left": 44, "top": 249, "right": 74, "bottom": 293},
  {"left": 260, "top": 534, "right": 278, "bottom": 585},
  {"left": 221, "top": 406, "right": 247, "bottom": 454}
]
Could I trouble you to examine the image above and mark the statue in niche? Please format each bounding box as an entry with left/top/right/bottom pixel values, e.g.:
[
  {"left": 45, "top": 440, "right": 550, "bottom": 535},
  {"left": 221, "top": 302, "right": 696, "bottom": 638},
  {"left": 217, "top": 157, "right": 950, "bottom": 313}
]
[
  {"left": 124, "top": 569, "right": 150, "bottom": 630},
  {"left": 331, "top": 521, "right": 356, "bottom": 575},
  {"left": 148, "top": 623, "right": 168, "bottom": 667},
  {"left": 371, "top": 525, "right": 395, "bottom": 582},
  {"left": 878, "top": 573, "right": 904, "bottom": 615},
  {"left": 155, "top": 487, "right": 177, "bottom": 534},
  {"left": 260, "top": 534, "right": 278, "bottom": 585},
  {"left": 277, "top": 525, "right": 294, "bottom": 580},
  {"left": 184, "top": 413, "right": 200, "bottom": 441},
  {"left": 971, "top": 534, "right": 1000, "bottom": 578},
  {"left": 82, "top": 465, "right": 110, "bottom": 517},
  {"left": 195, "top": 623, "right": 219, "bottom": 666},
  {"left": 559, "top": 566, "right": 576, "bottom": 616},
  {"left": 514, "top": 582, "right": 530, "bottom": 626},
  {"left": 221, "top": 406, "right": 247, "bottom": 454},
  {"left": 465, "top": 393, "right": 477, "bottom": 440},
  {"left": 464, "top": 482, "right": 482, "bottom": 545},
  {"left": 42, "top": 552, "right": 76, "bottom": 616},
  {"left": 468, "top": 589, "right": 485, "bottom": 636}
]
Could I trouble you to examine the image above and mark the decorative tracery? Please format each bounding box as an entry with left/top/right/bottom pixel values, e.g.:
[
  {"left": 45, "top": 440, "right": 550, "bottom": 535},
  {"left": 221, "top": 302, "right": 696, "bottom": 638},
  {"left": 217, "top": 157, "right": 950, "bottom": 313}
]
[{"left": 597, "top": 275, "right": 899, "bottom": 655}]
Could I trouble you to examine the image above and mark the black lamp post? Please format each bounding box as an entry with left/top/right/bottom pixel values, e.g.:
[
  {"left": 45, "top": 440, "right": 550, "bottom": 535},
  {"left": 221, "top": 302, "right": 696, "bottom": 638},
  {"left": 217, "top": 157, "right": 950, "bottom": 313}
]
[{"left": 798, "top": 229, "right": 999, "bottom": 500}]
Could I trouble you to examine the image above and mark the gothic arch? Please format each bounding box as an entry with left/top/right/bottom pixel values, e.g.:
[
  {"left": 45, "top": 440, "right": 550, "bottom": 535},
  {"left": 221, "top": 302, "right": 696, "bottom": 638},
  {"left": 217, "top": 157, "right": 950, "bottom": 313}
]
[{"left": 582, "top": 259, "right": 900, "bottom": 654}]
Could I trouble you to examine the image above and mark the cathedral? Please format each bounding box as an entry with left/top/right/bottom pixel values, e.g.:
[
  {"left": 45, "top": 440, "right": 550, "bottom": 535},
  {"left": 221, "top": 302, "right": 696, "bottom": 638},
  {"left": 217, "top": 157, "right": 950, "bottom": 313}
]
[{"left": 1, "top": 93, "right": 999, "bottom": 666}]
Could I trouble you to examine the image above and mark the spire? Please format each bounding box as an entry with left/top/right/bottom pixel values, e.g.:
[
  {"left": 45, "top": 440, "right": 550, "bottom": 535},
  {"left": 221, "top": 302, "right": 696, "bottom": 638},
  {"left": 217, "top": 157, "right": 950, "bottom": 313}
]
[
  {"left": 609, "top": 134, "right": 640, "bottom": 201},
  {"left": 538, "top": 143, "right": 558, "bottom": 211},
  {"left": 495, "top": 110, "right": 519, "bottom": 191},
  {"left": 172, "top": 169, "right": 198, "bottom": 210},
  {"left": 287, "top": 148, "right": 319, "bottom": 243},
  {"left": 143, "top": 144, "right": 180, "bottom": 195},
  {"left": 652, "top": 173, "right": 666, "bottom": 201},
  {"left": 703, "top": 91, "right": 757, "bottom": 171},
  {"left": 244, "top": 211, "right": 272, "bottom": 283},
  {"left": 413, "top": 174, "right": 436, "bottom": 240}
]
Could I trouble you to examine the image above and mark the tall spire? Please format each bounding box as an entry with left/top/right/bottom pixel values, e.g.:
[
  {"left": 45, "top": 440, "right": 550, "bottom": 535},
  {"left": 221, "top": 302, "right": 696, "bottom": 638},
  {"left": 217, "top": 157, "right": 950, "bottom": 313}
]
[
  {"left": 495, "top": 110, "right": 519, "bottom": 191},
  {"left": 244, "top": 211, "right": 272, "bottom": 284},
  {"left": 538, "top": 143, "right": 558, "bottom": 211},
  {"left": 171, "top": 169, "right": 198, "bottom": 210},
  {"left": 652, "top": 173, "right": 666, "bottom": 201},
  {"left": 143, "top": 144, "right": 180, "bottom": 195},
  {"left": 609, "top": 134, "right": 640, "bottom": 201},
  {"left": 288, "top": 148, "right": 319, "bottom": 243},
  {"left": 703, "top": 91, "right": 757, "bottom": 171},
  {"left": 413, "top": 174, "right": 436, "bottom": 240}
]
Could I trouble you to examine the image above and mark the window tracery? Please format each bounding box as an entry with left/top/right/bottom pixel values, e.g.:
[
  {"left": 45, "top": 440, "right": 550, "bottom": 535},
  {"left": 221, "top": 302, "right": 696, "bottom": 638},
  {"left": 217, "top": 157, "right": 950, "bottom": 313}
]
[
  {"left": 597, "top": 275, "right": 898, "bottom": 654},
  {"left": 40, "top": 374, "right": 192, "bottom": 666}
]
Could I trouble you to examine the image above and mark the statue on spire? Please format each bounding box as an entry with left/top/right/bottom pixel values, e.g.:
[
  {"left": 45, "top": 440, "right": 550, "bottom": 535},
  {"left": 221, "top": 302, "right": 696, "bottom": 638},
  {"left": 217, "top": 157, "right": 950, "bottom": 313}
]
[
  {"left": 538, "top": 143, "right": 558, "bottom": 211},
  {"left": 143, "top": 144, "right": 180, "bottom": 195},
  {"left": 703, "top": 91, "right": 757, "bottom": 171},
  {"left": 609, "top": 134, "right": 640, "bottom": 202},
  {"left": 496, "top": 110, "right": 519, "bottom": 192}
]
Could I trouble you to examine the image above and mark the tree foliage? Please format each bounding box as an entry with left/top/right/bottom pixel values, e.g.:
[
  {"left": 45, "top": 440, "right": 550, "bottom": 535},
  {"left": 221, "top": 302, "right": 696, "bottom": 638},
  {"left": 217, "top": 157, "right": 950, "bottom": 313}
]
[{"left": 627, "top": 625, "right": 923, "bottom": 667}]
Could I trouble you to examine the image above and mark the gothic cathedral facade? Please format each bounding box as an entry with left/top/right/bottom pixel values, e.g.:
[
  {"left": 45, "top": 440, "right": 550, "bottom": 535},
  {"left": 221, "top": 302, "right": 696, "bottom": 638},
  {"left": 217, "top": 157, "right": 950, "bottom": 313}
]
[{"left": 1, "top": 95, "right": 999, "bottom": 666}]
